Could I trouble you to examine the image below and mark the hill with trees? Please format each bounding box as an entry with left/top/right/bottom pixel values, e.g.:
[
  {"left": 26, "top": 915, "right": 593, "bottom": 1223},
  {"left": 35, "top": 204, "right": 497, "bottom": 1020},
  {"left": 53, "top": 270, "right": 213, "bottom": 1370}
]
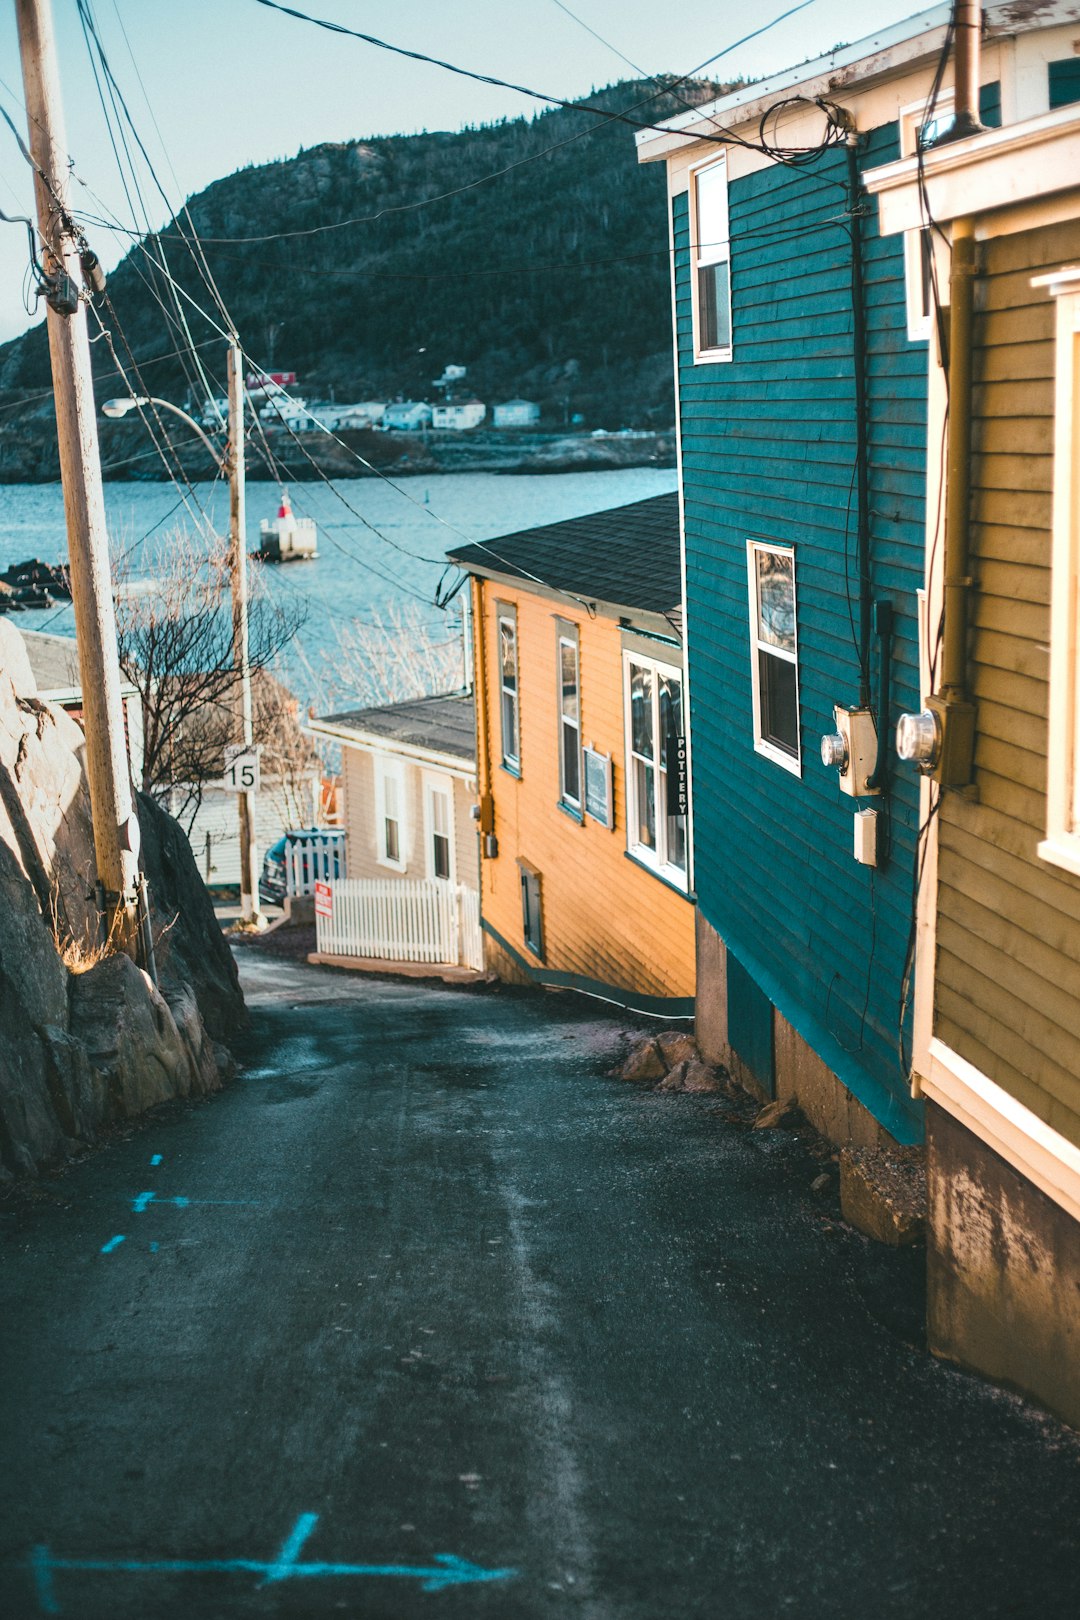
[{"left": 0, "top": 79, "right": 729, "bottom": 478}]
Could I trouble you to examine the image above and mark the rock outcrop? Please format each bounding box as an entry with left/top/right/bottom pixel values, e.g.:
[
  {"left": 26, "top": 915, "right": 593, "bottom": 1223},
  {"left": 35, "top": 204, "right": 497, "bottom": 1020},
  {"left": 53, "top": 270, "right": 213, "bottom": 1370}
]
[{"left": 0, "top": 620, "right": 244, "bottom": 1179}]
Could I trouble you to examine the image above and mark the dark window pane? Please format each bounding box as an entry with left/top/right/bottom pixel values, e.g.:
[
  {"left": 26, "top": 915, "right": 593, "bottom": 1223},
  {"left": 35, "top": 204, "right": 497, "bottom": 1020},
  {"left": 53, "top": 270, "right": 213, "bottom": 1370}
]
[
  {"left": 385, "top": 819, "right": 399, "bottom": 863},
  {"left": 698, "top": 259, "right": 731, "bottom": 351},
  {"left": 759, "top": 650, "right": 799, "bottom": 757},
  {"left": 630, "top": 664, "right": 653, "bottom": 757},
  {"left": 562, "top": 722, "right": 580, "bottom": 803},
  {"left": 1049, "top": 58, "right": 1080, "bottom": 109},
  {"left": 433, "top": 833, "right": 450, "bottom": 881}
]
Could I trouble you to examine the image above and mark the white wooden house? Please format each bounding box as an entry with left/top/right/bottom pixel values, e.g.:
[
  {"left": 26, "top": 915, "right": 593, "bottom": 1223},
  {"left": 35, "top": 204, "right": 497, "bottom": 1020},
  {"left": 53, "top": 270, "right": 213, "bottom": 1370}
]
[{"left": 431, "top": 401, "right": 486, "bottom": 431}]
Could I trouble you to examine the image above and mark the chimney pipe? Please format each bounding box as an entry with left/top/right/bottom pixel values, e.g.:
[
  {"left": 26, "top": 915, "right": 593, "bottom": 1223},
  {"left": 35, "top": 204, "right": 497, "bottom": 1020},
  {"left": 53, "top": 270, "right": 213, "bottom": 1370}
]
[{"left": 949, "top": 0, "right": 984, "bottom": 141}]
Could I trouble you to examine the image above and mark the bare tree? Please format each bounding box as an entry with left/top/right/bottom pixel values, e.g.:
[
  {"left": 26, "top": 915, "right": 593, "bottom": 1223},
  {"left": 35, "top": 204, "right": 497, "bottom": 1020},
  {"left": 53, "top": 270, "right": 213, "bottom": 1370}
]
[
  {"left": 113, "top": 533, "right": 306, "bottom": 827},
  {"left": 318, "top": 600, "right": 467, "bottom": 712}
]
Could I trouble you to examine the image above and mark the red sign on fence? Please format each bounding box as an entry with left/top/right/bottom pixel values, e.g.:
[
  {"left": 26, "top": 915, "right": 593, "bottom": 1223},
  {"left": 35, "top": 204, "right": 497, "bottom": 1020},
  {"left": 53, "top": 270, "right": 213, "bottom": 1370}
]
[{"left": 314, "top": 881, "right": 333, "bottom": 919}]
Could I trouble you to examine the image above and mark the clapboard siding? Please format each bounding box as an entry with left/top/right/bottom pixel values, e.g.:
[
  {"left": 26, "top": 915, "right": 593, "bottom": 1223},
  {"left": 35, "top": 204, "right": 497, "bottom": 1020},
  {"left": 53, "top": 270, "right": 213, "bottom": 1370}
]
[
  {"left": 476, "top": 582, "right": 695, "bottom": 1003},
  {"left": 936, "top": 217, "right": 1080, "bottom": 1146},
  {"left": 675, "top": 121, "right": 923, "bottom": 1132}
]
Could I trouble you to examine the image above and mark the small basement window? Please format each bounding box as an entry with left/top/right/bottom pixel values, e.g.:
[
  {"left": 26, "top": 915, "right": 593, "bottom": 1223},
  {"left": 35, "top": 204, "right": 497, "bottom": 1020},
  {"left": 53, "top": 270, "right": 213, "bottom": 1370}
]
[
  {"left": 518, "top": 859, "right": 544, "bottom": 959},
  {"left": 747, "top": 540, "right": 801, "bottom": 774}
]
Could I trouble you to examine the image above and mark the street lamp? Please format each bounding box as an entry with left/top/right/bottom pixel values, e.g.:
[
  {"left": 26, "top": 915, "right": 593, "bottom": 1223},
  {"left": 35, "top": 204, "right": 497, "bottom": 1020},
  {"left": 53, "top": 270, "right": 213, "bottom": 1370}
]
[
  {"left": 101, "top": 341, "right": 264, "bottom": 927},
  {"left": 101, "top": 394, "right": 222, "bottom": 466}
]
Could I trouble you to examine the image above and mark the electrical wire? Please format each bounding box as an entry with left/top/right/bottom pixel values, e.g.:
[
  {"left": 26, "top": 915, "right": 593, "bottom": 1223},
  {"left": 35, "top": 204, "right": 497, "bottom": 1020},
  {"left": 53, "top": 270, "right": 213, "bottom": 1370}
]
[{"left": 249, "top": 0, "right": 821, "bottom": 151}]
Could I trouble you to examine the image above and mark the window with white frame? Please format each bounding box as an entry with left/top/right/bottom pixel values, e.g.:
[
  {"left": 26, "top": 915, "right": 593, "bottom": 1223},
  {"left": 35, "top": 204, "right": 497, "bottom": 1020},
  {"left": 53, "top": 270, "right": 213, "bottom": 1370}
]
[
  {"left": 900, "top": 91, "right": 956, "bottom": 341},
  {"left": 690, "top": 153, "right": 732, "bottom": 362},
  {"left": 423, "top": 772, "right": 455, "bottom": 884},
  {"left": 747, "top": 541, "right": 801, "bottom": 772},
  {"left": 624, "top": 652, "right": 688, "bottom": 887},
  {"left": 497, "top": 604, "right": 520, "bottom": 771},
  {"left": 557, "top": 622, "right": 581, "bottom": 810},
  {"left": 374, "top": 755, "right": 407, "bottom": 870},
  {"left": 1037, "top": 270, "right": 1080, "bottom": 876}
]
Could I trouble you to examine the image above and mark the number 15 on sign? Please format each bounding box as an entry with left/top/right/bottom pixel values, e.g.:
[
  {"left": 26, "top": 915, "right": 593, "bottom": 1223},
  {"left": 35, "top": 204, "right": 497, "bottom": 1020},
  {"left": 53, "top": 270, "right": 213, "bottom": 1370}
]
[{"left": 224, "top": 745, "right": 261, "bottom": 794}]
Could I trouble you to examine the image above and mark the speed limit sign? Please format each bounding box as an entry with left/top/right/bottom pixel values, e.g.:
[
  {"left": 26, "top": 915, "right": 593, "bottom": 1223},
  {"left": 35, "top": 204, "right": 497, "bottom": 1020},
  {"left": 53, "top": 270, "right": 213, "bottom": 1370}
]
[{"left": 224, "top": 744, "right": 261, "bottom": 794}]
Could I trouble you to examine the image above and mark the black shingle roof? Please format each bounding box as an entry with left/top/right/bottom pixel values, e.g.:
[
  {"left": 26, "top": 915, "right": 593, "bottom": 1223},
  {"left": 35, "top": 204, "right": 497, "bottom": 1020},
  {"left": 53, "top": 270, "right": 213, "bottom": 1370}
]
[
  {"left": 316, "top": 693, "right": 475, "bottom": 763},
  {"left": 446, "top": 492, "right": 680, "bottom": 616}
]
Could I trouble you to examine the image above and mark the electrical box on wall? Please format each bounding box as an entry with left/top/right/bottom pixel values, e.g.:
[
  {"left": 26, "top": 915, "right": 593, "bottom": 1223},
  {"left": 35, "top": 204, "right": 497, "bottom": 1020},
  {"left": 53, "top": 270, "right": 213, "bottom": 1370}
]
[
  {"left": 820, "top": 706, "right": 881, "bottom": 797},
  {"left": 854, "top": 808, "right": 878, "bottom": 867}
]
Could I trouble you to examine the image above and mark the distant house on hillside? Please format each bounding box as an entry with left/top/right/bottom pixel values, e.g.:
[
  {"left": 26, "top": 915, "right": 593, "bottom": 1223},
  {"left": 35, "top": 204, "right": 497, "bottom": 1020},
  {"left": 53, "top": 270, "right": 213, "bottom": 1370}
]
[
  {"left": 322, "top": 402, "right": 386, "bottom": 431},
  {"left": 447, "top": 493, "right": 695, "bottom": 1017},
  {"left": 493, "top": 400, "right": 541, "bottom": 429},
  {"left": 431, "top": 401, "right": 486, "bottom": 431},
  {"left": 383, "top": 402, "right": 433, "bottom": 431}
]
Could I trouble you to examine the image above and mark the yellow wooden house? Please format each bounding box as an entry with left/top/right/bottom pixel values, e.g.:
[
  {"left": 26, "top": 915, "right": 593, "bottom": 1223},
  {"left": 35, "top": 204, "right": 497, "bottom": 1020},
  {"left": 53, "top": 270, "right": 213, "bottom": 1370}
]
[
  {"left": 447, "top": 494, "right": 696, "bottom": 1016},
  {"left": 866, "top": 44, "right": 1080, "bottom": 1426}
]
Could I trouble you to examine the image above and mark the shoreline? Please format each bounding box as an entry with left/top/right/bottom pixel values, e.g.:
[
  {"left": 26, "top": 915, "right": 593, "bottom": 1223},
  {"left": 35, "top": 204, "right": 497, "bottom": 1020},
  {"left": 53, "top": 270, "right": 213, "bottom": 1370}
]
[{"left": 0, "top": 426, "right": 676, "bottom": 486}]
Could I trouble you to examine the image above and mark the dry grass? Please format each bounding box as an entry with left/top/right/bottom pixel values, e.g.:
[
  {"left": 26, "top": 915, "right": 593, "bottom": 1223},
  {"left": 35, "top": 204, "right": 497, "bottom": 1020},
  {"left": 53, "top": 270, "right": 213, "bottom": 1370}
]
[{"left": 57, "top": 934, "right": 115, "bottom": 975}]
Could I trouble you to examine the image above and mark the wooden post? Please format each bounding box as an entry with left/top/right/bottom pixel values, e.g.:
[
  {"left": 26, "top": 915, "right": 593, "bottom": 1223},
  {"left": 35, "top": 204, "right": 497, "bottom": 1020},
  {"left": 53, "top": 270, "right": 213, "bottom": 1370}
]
[
  {"left": 226, "top": 339, "right": 262, "bottom": 923},
  {"left": 16, "top": 0, "right": 140, "bottom": 957}
]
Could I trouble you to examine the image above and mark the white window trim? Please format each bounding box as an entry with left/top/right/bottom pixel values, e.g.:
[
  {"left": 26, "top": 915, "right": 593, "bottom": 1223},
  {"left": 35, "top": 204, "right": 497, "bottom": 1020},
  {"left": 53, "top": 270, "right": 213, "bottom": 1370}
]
[
  {"left": 689, "top": 152, "right": 732, "bottom": 365},
  {"left": 622, "top": 648, "right": 689, "bottom": 891},
  {"left": 556, "top": 623, "right": 582, "bottom": 811},
  {"left": 899, "top": 90, "right": 956, "bottom": 342},
  {"left": 422, "top": 770, "right": 456, "bottom": 885},
  {"left": 1037, "top": 271, "right": 1080, "bottom": 876},
  {"left": 746, "top": 539, "right": 802, "bottom": 777},
  {"left": 373, "top": 754, "right": 407, "bottom": 872},
  {"left": 496, "top": 602, "right": 520, "bottom": 771}
]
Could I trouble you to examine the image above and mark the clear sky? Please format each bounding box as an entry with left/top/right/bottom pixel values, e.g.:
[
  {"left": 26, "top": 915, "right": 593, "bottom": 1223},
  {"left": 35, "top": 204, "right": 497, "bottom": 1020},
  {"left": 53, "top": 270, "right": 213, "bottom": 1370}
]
[{"left": 0, "top": 0, "right": 929, "bottom": 346}]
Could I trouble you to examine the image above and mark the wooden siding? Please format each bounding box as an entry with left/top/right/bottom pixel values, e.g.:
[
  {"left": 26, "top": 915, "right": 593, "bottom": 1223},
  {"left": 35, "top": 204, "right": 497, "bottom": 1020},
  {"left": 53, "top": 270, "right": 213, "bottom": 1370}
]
[
  {"left": 475, "top": 580, "right": 696, "bottom": 1003},
  {"left": 674, "top": 122, "right": 924, "bottom": 1135},
  {"left": 937, "top": 217, "right": 1080, "bottom": 1148},
  {"left": 341, "top": 744, "right": 479, "bottom": 891}
]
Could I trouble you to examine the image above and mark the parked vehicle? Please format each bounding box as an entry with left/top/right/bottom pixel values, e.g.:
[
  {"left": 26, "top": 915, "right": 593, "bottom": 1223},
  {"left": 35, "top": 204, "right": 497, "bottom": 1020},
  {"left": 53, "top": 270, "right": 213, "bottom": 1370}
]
[{"left": 259, "top": 827, "right": 345, "bottom": 905}]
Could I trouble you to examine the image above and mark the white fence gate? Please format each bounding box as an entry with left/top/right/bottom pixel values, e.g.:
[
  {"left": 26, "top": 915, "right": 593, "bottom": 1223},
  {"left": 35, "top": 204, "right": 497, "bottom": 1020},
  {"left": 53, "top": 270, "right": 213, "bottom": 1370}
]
[
  {"left": 316, "top": 879, "right": 483, "bottom": 971},
  {"left": 286, "top": 830, "right": 346, "bottom": 897}
]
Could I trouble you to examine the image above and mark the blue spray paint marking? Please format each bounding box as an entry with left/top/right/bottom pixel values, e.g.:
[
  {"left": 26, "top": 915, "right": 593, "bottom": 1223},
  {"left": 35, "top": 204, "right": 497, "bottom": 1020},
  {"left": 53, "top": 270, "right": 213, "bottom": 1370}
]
[
  {"left": 149, "top": 1243, "right": 159, "bottom": 1254},
  {"left": 130, "top": 1192, "right": 257, "bottom": 1214},
  {"left": 98, "top": 1235, "right": 125, "bottom": 1255},
  {"left": 28, "top": 1519, "right": 518, "bottom": 1614},
  {"left": 150, "top": 1154, "right": 162, "bottom": 1166}
]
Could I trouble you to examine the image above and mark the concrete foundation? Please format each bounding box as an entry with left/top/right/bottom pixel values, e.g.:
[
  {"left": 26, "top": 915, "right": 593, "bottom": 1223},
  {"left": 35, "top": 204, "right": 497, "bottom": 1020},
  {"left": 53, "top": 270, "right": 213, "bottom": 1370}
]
[
  {"left": 926, "top": 1101, "right": 1080, "bottom": 1430},
  {"left": 695, "top": 910, "right": 889, "bottom": 1149}
]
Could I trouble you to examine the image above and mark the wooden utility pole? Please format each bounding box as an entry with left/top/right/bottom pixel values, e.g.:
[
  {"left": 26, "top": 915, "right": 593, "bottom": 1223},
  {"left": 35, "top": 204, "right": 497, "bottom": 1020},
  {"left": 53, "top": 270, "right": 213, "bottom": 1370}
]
[
  {"left": 16, "top": 0, "right": 140, "bottom": 957},
  {"left": 226, "top": 338, "right": 261, "bottom": 923}
]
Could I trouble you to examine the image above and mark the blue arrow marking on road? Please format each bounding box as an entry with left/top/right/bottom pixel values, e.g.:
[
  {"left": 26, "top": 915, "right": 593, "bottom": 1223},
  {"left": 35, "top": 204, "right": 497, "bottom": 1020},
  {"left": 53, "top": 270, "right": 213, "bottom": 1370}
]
[
  {"left": 98, "top": 1235, "right": 125, "bottom": 1255},
  {"left": 130, "top": 1191, "right": 258, "bottom": 1213},
  {"left": 29, "top": 1518, "right": 518, "bottom": 1613}
]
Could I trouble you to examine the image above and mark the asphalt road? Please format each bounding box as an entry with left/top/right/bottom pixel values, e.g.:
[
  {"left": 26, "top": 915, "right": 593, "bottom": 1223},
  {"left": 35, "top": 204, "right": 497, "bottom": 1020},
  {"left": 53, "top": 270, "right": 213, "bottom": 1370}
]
[{"left": 2, "top": 952, "right": 1080, "bottom": 1620}]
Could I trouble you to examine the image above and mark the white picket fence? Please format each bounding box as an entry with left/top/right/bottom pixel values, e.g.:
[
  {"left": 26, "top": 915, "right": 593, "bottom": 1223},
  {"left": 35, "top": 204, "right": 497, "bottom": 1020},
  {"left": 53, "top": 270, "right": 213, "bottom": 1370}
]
[
  {"left": 316, "top": 878, "right": 483, "bottom": 970},
  {"left": 286, "top": 830, "right": 346, "bottom": 897}
]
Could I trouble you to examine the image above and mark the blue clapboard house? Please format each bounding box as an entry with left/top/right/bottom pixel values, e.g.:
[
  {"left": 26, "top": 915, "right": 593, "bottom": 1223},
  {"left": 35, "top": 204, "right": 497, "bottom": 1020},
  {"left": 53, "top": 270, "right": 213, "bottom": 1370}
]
[{"left": 636, "top": 14, "right": 1007, "bottom": 1146}]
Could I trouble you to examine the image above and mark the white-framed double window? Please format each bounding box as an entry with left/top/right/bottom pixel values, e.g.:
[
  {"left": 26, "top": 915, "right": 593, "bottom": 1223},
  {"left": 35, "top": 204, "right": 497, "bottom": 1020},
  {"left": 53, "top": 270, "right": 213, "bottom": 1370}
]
[
  {"left": 422, "top": 771, "right": 455, "bottom": 884},
  {"left": 1036, "top": 269, "right": 1080, "bottom": 876},
  {"left": 556, "top": 621, "right": 581, "bottom": 811},
  {"left": 497, "top": 602, "right": 520, "bottom": 771},
  {"left": 899, "top": 91, "right": 957, "bottom": 342},
  {"left": 623, "top": 651, "right": 688, "bottom": 889},
  {"left": 374, "top": 754, "right": 407, "bottom": 871},
  {"left": 747, "top": 540, "right": 801, "bottom": 774},
  {"left": 690, "top": 152, "right": 732, "bottom": 363}
]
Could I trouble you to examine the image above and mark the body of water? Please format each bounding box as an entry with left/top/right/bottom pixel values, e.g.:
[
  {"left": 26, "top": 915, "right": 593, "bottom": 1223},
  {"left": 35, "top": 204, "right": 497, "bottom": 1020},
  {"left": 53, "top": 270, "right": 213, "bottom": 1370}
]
[{"left": 0, "top": 468, "right": 677, "bottom": 710}]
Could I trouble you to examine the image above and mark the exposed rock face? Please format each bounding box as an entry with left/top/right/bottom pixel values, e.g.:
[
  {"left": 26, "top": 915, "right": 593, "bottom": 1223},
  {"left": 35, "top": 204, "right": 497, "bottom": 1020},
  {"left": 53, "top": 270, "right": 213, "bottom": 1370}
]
[
  {"left": 137, "top": 790, "right": 244, "bottom": 1043},
  {"left": 0, "top": 621, "right": 242, "bottom": 1178}
]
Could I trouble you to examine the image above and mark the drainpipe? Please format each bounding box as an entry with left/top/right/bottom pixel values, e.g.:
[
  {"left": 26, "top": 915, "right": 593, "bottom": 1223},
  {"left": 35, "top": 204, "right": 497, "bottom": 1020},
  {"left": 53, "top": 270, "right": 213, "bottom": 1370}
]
[
  {"left": 949, "top": 0, "right": 984, "bottom": 142},
  {"left": 896, "top": 217, "right": 978, "bottom": 787},
  {"left": 846, "top": 140, "right": 872, "bottom": 713},
  {"left": 471, "top": 575, "right": 497, "bottom": 853}
]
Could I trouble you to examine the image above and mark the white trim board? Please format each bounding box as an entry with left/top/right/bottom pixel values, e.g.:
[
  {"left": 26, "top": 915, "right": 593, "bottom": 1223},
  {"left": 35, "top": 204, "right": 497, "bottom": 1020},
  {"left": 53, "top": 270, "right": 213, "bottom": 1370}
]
[{"left": 923, "top": 1037, "right": 1080, "bottom": 1225}]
